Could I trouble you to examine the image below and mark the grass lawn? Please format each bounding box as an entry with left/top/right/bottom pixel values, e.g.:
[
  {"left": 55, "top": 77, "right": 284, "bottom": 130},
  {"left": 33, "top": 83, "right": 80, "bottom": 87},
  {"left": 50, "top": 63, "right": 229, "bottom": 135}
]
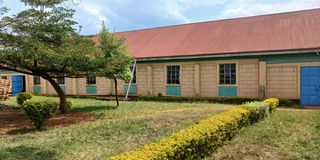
[
  {"left": 0, "top": 96, "right": 233, "bottom": 160},
  {"left": 207, "top": 109, "right": 320, "bottom": 160}
]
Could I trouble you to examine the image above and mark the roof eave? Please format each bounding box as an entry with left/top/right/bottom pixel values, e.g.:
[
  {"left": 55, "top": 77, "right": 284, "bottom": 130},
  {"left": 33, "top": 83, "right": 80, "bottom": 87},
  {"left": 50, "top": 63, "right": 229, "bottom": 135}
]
[{"left": 135, "top": 48, "right": 320, "bottom": 62}]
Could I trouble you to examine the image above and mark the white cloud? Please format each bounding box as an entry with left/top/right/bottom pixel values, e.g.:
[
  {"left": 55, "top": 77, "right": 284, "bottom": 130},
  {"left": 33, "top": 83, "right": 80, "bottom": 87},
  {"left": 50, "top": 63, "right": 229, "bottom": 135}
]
[
  {"left": 74, "top": 1, "right": 119, "bottom": 30},
  {"left": 158, "top": 0, "right": 228, "bottom": 23},
  {"left": 220, "top": 0, "right": 320, "bottom": 18}
]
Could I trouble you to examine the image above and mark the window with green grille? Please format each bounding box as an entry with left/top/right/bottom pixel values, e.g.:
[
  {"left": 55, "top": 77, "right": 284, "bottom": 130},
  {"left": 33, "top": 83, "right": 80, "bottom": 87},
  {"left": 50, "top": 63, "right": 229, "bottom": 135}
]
[
  {"left": 86, "top": 76, "right": 96, "bottom": 85},
  {"left": 33, "top": 76, "right": 41, "bottom": 85},
  {"left": 167, "top": 65, "right": 180, "bottom": 85},
  {"left": 219, "top": 63, "right": 236, "bottom": 85}
]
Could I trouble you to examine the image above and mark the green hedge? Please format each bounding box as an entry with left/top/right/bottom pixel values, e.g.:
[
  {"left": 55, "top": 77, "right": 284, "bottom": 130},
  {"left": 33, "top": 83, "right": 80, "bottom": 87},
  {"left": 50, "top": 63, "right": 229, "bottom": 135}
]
[
  {"left": 137, "top": 96, "right": 261, "bottom": 105},
  {"left": 108, "top": 100, "right": 276, "bottom": 160},
  {"left": 137, "top": 96, "right": 297, "bottom": 107},
  {"left": 16, "top": 92, "right": 33, "bottom": 105},
  {"left": 22, "top": 101, "right": 59, "bottom": 129},
  {"left": 32, "top": 93, "right": 97, "bottom": 99}
]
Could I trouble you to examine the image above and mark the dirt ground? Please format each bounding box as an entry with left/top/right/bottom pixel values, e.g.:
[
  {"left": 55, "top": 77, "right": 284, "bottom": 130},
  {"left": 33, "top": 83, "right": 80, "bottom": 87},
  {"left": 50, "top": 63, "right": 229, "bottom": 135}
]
[{"left": 0, "top": 106, "right": 97, "bottom": 135}]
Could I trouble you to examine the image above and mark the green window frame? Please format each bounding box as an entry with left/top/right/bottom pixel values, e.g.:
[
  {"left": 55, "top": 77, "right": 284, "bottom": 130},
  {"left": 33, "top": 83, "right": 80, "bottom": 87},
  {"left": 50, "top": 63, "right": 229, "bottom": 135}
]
[
  {"left": 33, "top": 76, "right": 41, "bottom": 85},
  {"left": 167, "top": 65, "right": 180, "bottom": 85},
  {"left": 57, "top": 76, "right": 65, "bottom": 85},
  {"left": 219, "top": 63, "right": 236, "bottom": 85},
  {"left": 86, "top": 76, "right": 96, "bottom": 85}
]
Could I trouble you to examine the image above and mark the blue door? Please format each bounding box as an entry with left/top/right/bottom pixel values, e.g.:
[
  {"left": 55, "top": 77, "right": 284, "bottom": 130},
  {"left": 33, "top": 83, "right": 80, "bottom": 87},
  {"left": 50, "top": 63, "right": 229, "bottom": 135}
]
[
  {"left": 300, "top": 67, "right": 320, "bottom": 106},
  {"left": 12, "top": 75, "right": 24, "bottom": 96}
]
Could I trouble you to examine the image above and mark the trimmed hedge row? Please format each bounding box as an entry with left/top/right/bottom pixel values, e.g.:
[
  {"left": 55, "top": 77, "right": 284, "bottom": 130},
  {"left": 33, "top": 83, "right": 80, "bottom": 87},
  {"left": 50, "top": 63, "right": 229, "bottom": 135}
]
[
  {"left": 32, "top": 93, "right": 98, "bottom": 99},
  {"left": 137, "top": 96, "right": 296, "bottom": 107},
  {"left": 108, "top": 98, "right": 279, "bottom": 160}
]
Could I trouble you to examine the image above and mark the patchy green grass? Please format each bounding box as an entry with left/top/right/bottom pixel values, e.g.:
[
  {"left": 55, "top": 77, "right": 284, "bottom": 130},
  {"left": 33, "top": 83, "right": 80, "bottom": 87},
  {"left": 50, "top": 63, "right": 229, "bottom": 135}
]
[
  {"left": 207, "top": 109, "right": 320, "bottom": 160},
  {"left": 0, "top": 96, "right": 233, "bottom": 160}
]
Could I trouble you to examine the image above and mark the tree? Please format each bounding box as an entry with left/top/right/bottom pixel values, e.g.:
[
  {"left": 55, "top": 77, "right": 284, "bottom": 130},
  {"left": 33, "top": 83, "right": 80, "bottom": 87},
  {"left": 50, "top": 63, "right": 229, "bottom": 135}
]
[
  {"left": 0, "top": 0, "right": 101, "bottom": 113},
  {"left": 98, "top": 22, "right": 133, "bottom": 106}
]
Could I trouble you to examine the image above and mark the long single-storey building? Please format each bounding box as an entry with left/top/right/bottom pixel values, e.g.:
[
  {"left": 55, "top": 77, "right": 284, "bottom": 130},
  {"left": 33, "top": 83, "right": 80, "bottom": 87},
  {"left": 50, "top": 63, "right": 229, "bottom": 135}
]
[{"left": 1, "top": 9, "right": 320, "bottom": 105}]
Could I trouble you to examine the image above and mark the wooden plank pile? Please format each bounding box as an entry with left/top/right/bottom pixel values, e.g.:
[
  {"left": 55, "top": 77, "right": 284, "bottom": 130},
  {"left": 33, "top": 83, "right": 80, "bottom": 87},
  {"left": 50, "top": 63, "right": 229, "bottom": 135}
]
[{"left": 0, "top": 79, "right": 11, "bottom": 101}]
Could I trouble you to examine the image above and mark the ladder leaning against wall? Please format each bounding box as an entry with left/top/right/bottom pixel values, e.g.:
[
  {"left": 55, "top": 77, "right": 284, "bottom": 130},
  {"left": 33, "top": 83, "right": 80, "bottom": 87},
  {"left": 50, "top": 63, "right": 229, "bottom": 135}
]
[{"left": 124, "top": 59, "right": 137, "bottom": 101}]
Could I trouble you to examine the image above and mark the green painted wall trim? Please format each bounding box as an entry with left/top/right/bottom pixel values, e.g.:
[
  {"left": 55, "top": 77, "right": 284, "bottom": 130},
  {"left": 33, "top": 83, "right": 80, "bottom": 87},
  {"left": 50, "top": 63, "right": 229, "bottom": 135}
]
[
  {"left": 218, "top": 86, "right": 237, "bottom": 97},
  {"left": 33, "top": 86, "right": 41, "bottom": 94},
  {"left": 166, "top": 86, "right": 181, "bottom": 96},
  {"left": 261, "top": 53, "right": 320, "bottom": 64},
  {"left": 86, "top": 85, "right": 97, "bottom": 94},
  {"left": 137, "top": 53, "right": 320, "bottom": 64},
  {"left": 0, "top": 70, "right": 18, "bottom": 74},
  {"left": 124, "top": 84, "right": 137, "bottom": 95}
]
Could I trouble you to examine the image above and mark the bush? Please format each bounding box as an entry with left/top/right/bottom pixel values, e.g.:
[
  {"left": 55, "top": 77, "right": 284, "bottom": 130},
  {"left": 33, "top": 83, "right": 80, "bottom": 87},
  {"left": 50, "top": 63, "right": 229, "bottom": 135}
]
[
  {"left": 16, "top": 92, "right": 33, "bottom": 105},
  {"left": 108, "top": 101, "right": 273, "bottom": 160},
  {"left": 67, "top": 101, "right": 73, "bottom": 110},
  {"left": 137, "top": 96, "right": 261, "bottom": 105},
  {"left": 22, "top": 101, "right": 59, "bottom": 129},
  {"left": 264, "top": 98, "right": 279, "bottom": 112},
  {"left": 240, "top": 101, "right": 270, "bottom": 123},
  {"left": 138, "top": 96, "right": 296, "bottom": 107}
]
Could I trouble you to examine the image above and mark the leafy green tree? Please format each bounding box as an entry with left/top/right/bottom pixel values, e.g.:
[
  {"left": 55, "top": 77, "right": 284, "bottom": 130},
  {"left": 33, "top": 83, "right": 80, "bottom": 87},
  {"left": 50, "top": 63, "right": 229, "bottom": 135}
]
[
  {"left": 99, "top": 22, "right": 133, "bottom": 106},
  {"left": 0, "top": 0, "right": 101, "bottom": 113}
]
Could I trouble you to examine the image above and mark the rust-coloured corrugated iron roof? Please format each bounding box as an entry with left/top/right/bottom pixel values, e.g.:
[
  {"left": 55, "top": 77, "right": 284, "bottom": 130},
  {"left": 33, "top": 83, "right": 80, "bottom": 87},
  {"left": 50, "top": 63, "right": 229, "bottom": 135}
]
[{"left": 90, "top": 8, "right": 320, "bottom": 59}]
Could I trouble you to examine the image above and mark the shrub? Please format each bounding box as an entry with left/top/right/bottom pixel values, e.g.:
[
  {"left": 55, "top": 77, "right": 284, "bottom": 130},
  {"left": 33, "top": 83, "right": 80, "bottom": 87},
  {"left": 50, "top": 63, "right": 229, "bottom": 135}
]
[
  {"left": 67, "top": 101, "right": 73, "bottom": 110},
  {"left": 138, "top": 96, "right": 296, "bottom": 107},
  {"left": 137, "top": 96, "right": 261, "bottom": 105},
  {"left": 240, "top": 101, "right": 270, "bottom": 123},
  {"left": 22, "top": 101, "right": 59, "bottom": 129},
  {"left": 108, "top": 101, "right": 272, "bottom": 160},
  {"left": 264, "top": 98, "right": 279, "bottom": 112},
  {"left": 16, "top": 92, "right": 33, "bottom": 105}
]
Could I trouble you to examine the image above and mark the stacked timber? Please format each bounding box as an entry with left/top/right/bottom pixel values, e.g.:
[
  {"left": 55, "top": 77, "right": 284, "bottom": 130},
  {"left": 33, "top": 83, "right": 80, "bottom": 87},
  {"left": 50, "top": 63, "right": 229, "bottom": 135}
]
[{"left": 0, "top": 79, "right": 11, "bottom": 100}]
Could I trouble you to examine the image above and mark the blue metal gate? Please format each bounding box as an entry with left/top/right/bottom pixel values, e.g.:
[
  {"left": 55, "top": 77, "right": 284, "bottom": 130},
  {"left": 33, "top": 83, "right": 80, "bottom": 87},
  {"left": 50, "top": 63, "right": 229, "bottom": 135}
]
[
  {"left": 300, "top": 66, "right": 320, "bottom": 106},
  {"left": 12, "top": 75, "right": 24, "bottom": 96}
]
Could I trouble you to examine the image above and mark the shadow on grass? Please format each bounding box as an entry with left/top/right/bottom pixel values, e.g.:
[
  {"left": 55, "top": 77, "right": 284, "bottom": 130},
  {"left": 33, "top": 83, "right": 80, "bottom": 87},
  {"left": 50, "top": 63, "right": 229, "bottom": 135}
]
[
  {"left": 1, "top": 146, "right": 57, "bottom": 160},
  {"left": 7, "top": 127, "right": 47, "bottom": 135},
  {"left": 0, "top": 103, "right": 19, "bottom": 109},
  {"left": 72, "top": 105, "right": 118, "bottom": 112}
]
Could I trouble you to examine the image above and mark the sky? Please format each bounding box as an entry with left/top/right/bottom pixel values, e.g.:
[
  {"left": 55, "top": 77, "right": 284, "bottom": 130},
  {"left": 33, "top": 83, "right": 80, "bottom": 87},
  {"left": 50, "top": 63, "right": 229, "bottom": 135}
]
[{"left": 1, "top": 0, "right": 320, "bottom": 35}]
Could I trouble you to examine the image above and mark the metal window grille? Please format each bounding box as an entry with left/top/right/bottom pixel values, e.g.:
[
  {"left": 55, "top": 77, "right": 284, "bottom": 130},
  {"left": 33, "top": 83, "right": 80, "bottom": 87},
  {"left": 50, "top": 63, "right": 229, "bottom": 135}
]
[
  {"left": 57, "top": 76, "right": 65, "bottom": 85},
  {"left": 33, "top": 76, "right": 41, "bottom": 85},
  {"left": 167, "top": 65, "right": 180, "bottom": 84},
  {"left": 86, "top": 76, "right": 96, "bottom": 85},
  {"left": 219, "top": 64, "right": 236, "bottom": 85}
]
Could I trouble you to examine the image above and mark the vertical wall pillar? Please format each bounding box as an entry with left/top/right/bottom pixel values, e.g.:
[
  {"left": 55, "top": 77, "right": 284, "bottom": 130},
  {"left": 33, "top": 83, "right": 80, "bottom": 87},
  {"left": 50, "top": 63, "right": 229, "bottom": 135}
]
[
  {"left": 25, "top": 75, "right": 30, "bottom": 92},
  {"left": 259, "top": 61, "right": 267, "bottom": 99},
  {"left": 194, "top": 64, "right": 200, "bottom": 96},
  {"left": 109, "top": 79, "right": 113, "bottom": 95},
  {"left": 147, "top": 65, "right": 153, "bottom": 95},
  {"left": 43, "top": 79, "right": 48, "bottom": 94},
  {"left": 72, "top": 78, "right": 77, "bottom": 95}
]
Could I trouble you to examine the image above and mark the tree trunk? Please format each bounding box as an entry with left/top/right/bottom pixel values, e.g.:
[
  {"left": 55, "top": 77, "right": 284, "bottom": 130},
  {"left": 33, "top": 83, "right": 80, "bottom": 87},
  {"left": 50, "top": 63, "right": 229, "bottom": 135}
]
[
  {"left": 114, "top": 78, "right": 119, "bottom": 106},
  {"left": 46, "top": 77, "right": 68, "bottom": 113}
]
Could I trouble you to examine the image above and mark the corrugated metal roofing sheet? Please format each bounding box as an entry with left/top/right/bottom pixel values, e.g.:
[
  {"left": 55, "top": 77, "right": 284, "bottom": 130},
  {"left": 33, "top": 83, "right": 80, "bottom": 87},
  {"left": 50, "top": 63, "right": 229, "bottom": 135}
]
[{"left": 91, "top": 8, "right": 320, "bottom": 58}]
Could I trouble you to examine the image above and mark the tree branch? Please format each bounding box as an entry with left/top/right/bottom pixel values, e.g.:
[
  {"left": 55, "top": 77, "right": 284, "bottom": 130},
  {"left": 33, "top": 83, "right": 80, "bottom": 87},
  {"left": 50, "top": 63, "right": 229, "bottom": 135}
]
[{"left": 0, "top": 65, "right": 39, "bottom": 75}]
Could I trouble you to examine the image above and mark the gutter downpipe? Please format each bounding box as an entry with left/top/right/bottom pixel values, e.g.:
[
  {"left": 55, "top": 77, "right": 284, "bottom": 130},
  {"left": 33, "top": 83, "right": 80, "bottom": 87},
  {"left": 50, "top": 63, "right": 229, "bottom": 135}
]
[{"left": 124, "top": 59, "right": 137, "bottom": 101}]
